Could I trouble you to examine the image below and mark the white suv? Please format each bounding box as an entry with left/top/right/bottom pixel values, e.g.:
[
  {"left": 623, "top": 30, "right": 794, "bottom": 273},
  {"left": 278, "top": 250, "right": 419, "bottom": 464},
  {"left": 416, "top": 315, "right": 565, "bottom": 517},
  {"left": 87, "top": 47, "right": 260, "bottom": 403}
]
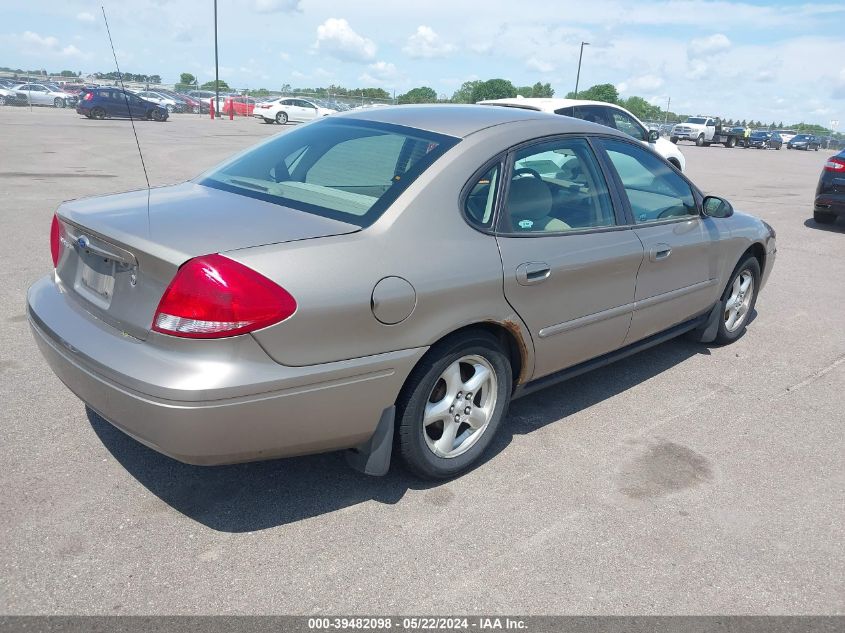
[{"left": 478, "top": 97, "right": 686, "bottom": 172}]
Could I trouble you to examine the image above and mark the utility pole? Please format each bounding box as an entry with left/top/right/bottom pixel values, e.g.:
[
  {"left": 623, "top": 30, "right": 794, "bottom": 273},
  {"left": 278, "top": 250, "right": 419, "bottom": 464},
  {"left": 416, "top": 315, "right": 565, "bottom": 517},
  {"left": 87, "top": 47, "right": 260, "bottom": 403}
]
[
  {"left": 574, "top": 41, "right": 589, "bottom": 98},
  {"left": 213, "top": 0, "right": 219, "bottom": 119},
  {"left": 665, "top": 96, "right": 671, "bottom": 124}
]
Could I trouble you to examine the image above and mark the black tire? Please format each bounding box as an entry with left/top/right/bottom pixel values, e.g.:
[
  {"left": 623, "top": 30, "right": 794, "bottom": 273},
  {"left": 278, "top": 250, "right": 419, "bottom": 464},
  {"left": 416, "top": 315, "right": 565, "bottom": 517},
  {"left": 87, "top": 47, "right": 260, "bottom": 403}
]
[
  {"left": 275, "top": 111, "right": 288, "bottom": 124},
  {"left": 90, "top": 107, "right": 105, "bottom": 120},
  {"left": 670, "top": 136, "right": 678, "bottom": 144},
  {"left": 695, "top": 135, "right": 705, "bottom": 147},
  {"left": 151, "top": 109, "right": 166, "bottom": 122},
  {"left": 0, "top": 96, "right": 6, "bottom": 106},
  {"left": 724, "top": 137, "right": 735, "bottom": 148},
  {"left": 714, "top": 256, "right": 761, "bottom": 345},
  {"left": 814, "top": 210, "right": 836, "bottom": 224},
  {"left": 396, "top": 330, "right": 512, "bottom": 479},
  {"left": 54, "top": 97, "right": 64, "bottom": 108}
]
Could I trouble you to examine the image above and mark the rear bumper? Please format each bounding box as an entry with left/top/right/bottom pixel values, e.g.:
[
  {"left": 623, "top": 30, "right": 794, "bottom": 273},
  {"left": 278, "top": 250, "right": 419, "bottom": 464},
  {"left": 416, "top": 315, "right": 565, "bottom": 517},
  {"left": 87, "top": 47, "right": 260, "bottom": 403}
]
[
  {"left": 814, "top": 193, "right": 845, "bottom": 217},
  {"left": 28, "top": 275, "right": 425, "bottom": 465}
]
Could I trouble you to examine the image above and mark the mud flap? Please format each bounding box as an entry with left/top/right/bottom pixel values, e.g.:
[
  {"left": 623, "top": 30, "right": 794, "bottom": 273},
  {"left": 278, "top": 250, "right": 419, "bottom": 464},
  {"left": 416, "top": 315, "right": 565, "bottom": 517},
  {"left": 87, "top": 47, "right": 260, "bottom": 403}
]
[
  {"left": 345, "top": 406, "right": 394, "bottom": 476},
  {"left": 689, "top": 302, "right": 721, "bottom": 344}
]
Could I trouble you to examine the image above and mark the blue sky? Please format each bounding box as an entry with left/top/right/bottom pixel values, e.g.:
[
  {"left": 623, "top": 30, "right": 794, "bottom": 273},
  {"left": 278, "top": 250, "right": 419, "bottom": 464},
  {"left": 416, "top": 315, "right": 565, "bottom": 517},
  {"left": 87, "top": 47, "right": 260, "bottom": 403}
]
[{"left": 1, "top": 0, "right": 844, "bottom": 126}]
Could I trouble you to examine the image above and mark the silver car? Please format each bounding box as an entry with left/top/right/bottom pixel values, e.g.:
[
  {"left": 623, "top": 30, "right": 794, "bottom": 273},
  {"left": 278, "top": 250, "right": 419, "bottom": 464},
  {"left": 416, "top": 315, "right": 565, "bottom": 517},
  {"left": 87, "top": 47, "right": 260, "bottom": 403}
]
[
  {"left": 28, "top": 106, "right": 776, "bottom": 479},
  {"left": 14, "top": 83, "right": 78, "bottom": 108}
]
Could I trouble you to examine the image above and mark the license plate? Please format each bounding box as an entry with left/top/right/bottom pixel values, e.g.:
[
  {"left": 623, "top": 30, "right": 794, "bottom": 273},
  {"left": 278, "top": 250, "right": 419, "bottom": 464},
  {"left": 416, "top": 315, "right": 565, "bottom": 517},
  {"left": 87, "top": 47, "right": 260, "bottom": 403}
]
[{"left": 76, "top": 258, "right": 116, "bottom": 308}]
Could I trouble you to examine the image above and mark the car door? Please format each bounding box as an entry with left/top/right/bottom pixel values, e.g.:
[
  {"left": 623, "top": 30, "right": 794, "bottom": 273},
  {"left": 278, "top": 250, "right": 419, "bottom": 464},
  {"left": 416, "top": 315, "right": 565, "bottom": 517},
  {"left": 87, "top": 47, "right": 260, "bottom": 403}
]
[
  {"left": 493, "top": 136, "right": 644, "bottom": 379},
  {"left": 297, "top": 99, "right": 318, "bottom": 121},
  {"left": 596, "top": 137, "right": 720, "bottom": 344},
  {"left": 127, "top": 93, "right": 148, "bottom": 118}
]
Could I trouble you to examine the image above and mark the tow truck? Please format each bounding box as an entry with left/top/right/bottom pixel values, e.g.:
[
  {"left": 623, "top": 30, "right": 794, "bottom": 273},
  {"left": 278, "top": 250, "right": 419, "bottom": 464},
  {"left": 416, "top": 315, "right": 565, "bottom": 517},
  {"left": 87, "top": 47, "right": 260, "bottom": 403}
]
[{"left": 670, "top": 116, "right": 741, "bottom": 148}]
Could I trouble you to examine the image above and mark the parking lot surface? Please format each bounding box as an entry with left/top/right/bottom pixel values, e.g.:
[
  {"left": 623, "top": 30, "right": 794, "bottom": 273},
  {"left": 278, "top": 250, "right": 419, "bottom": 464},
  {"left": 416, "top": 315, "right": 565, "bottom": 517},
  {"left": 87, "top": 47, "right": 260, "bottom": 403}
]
[{"left": 1, "top": 108, "right": 843, "bottom": 615}]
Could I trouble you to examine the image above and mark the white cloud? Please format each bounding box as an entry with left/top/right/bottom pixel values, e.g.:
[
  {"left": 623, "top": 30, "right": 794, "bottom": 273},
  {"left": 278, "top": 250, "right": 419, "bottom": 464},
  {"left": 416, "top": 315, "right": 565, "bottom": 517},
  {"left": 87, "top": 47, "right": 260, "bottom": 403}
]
[
  {"left": 14, "top": 31, "right": 90, "bottom": 59},
  {"left": 76, "top": 12, "right": 96, "bottom": 23},
  {"left": 688, "top": 33, "right": 731, "bottom": 58},
  {"left": 253, "top": 0, "right": 301, "bottom": 13},
  {"left": 403, "top": 26, "right": 455, "bottom": 59},
  {"left": 526, "top": 57, "right": 555, "bottom": 73},
  {"left": 314, "top": 18, "right": 376, "bottom": 62},
  {"left": 620, "top": 74, "right": 664, "bottom": 93},
  {"left": 279, "top": 52, "right": 290, "bottom": 62},
  {"left": 366, "top": 61, "right": 398, "bottom": 79}
]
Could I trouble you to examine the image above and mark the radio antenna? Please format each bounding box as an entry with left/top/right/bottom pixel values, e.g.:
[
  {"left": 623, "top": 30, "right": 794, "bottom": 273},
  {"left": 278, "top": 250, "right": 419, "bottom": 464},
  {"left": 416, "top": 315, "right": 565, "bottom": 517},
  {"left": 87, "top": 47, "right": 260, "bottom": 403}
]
[{"left": 101, "top": 6, "right": 151, "bottom": 192}]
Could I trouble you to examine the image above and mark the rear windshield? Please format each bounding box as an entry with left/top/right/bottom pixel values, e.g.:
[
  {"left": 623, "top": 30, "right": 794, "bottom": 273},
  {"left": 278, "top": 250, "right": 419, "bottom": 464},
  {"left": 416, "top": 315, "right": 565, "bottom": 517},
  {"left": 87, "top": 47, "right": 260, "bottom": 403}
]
[
  {"left": 685, "top": 117, "right": 707, "bottom": 124},
  {"left": 198, "top": 118, "right": 458, "bottom": 228}
]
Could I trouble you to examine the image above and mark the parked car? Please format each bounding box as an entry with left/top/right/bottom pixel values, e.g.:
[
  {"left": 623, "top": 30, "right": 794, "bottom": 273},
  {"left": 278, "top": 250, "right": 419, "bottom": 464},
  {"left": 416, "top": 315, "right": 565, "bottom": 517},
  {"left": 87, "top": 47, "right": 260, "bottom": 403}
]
[
  {"left": 787, "top": 134, "right": 820, "bottom": 151},
  {"left": 154, "top": 88, "right": 204, "bottom": 114},
  {"left": 28, "top": 106, "right": 776, "bottom": 479},
  {"left": 13, "top": 82, "right": 78, "bottom": 108},
  {"left": 747, "top": 131, "right": 782, "bottom": 149},
  {"left": 813, "top": 150, "right": 845, "bottom": 225},
  {"left": 221, "top": 96, "right": 256, "bottom": 116},
  {"left": 253, "top": 97, "right": 337, "bottom": 124},
  {"left": 772, "top": 130, "right": 798, "bottom": 144},
  {"left": 135, "top": 90, "right": 184, "bottom": 114},
  {"left": 76, "top": 87, "right": 168, "bottom": 121},
  {"left": 478, "top": 97, "right": 686, "bottom": 171},
  {"left": 0, "top": 84, "right": 27, "bottom": 106}
]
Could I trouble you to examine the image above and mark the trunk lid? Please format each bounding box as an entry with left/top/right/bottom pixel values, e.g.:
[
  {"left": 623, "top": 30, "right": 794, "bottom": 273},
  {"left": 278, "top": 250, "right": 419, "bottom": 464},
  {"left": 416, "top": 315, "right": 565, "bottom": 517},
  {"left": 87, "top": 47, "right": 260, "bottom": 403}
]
[{"left": 55, "top": 182, "right": 359, "bottom": 340}]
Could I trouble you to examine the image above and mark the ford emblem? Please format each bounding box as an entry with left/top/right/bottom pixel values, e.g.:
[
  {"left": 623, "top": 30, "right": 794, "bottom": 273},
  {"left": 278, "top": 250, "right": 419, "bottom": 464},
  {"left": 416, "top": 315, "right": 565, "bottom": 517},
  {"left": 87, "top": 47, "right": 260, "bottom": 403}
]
[{"left": 77, "top": 235, "right": 90, "bottom": 249}]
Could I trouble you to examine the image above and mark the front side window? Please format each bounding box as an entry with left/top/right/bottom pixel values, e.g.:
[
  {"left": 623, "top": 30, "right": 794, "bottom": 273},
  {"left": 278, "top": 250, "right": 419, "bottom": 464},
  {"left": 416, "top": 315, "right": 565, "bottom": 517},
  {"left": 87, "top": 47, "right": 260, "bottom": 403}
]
[
  {"left": 600, "top": 138, "right": 697, "bottom": 224},
  {"left": 199, "top": 119, "right": 458, "bottom": 228},
  {"left": 500, "top": 138, "right": 616, "bottom": 233},
  {"left": 610, "top": 110, "right": 646, "bottom": 141}
]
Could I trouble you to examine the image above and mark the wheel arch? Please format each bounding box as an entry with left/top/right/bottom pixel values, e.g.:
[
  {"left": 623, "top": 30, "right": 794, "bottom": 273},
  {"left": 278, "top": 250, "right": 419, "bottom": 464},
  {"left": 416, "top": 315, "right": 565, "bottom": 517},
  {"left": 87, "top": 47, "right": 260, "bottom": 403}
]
[{"left": 742, "top": 241, "right": 766, "bottom": 276}]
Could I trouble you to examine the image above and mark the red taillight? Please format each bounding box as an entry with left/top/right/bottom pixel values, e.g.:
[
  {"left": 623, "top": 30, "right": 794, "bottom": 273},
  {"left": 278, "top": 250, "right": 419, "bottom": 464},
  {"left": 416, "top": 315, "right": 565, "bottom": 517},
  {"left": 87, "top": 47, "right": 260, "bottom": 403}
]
[
  {"left": 50, "top": 215, "right": 61, "bottom": 267},
  {"left": 824, "top": 157, "right": 845, "bottom": 172},
  {"left": 83, "top": 92, "right": 93, "bottom": 101},
  {"left": 152, "top": 254, "right": 296, "bottom": 339}
]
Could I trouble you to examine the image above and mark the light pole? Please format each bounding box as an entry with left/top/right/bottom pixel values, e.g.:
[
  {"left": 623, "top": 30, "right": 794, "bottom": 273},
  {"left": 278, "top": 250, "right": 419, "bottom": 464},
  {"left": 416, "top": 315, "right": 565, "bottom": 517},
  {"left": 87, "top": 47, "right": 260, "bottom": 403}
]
[
  {"left": 574, "top": 41, "right": 590, "bottom": 98},
  {"left": 213, "top": 0, "right": 219, "bottom": 119}
]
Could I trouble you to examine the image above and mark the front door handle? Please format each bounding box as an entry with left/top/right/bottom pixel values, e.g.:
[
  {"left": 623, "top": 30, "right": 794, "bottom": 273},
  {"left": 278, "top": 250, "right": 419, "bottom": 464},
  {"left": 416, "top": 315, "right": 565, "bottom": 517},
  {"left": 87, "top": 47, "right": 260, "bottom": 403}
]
[
  {"left": 516, "top": 262, "right": 551, "bottom": 286},
  {"left": 649, "top": 244, "right": 672, "bottom": 262}
]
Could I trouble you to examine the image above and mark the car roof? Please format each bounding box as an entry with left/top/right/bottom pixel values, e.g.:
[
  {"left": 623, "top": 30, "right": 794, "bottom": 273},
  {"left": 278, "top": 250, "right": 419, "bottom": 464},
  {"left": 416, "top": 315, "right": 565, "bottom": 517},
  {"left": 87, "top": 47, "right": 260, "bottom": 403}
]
[
  {"left": 476, "top": 97, "right": 639, "bottom": 114},
  {"left": 336, "top": 104, "right": 596, "bottom": 138}
]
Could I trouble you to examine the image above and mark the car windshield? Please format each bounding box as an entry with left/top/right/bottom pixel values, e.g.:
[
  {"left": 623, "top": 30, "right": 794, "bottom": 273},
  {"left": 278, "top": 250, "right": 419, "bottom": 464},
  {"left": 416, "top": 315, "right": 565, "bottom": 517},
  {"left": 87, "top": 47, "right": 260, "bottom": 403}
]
[
  {"left": 751, "top": 132, "right": 768, "bottom": 138},
  {"left": 686, "top": 117, "right": 707, "bottom": 124},
  {"left": 198, "top": 119, "right": 459, "bottom": 228},
  {"left": 792, "top": 135, "right": 810, "bottom": 141}
]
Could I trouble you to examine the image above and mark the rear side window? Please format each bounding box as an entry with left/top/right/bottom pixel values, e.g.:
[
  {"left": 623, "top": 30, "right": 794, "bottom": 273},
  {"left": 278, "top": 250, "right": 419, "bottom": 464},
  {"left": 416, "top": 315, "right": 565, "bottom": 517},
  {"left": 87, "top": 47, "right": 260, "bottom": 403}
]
[{"left": 199, "top": 119, "right": 459, "bottom": 228}]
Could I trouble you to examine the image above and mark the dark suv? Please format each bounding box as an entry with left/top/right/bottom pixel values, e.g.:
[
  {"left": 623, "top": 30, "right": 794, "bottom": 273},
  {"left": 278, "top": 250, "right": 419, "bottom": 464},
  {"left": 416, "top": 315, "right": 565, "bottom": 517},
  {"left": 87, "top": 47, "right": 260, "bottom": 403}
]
[{"left": 77, "top": 87, "right": 168, "bottom": 121}]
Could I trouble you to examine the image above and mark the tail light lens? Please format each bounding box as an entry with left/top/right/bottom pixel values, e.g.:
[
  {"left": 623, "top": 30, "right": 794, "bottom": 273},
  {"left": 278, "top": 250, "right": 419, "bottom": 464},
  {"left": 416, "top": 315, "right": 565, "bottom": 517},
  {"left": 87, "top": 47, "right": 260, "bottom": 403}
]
[
  {"left": 152, "top": 254, "right": 296, "bottom": 339},
  {"left": 50, "top": 214, "right": 61, "bottom": 267},
  {"left": 83, "top": 92, "right": 93, "bottom": 101},
  {"left": 824, "top": 157, "right": 845, "bottom": 172}
]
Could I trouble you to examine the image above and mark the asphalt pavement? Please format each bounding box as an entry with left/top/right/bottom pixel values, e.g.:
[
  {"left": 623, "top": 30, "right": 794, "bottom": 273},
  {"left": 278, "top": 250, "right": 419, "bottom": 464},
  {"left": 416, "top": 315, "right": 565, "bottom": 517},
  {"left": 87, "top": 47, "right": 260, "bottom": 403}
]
[{"left": 0, "top": 107, "right": 842, "bottom": 615}]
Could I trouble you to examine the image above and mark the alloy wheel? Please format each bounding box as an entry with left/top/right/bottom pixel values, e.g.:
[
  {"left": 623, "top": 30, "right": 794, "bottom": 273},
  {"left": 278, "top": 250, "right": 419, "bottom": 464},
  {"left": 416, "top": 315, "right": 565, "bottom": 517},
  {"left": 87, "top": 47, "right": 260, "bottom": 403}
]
[
  {"left": 724, "top": 271, "right": 754, "bottom": 332},
  {"left": 422, "top": 355, "right": 498, "bottom": 459}
]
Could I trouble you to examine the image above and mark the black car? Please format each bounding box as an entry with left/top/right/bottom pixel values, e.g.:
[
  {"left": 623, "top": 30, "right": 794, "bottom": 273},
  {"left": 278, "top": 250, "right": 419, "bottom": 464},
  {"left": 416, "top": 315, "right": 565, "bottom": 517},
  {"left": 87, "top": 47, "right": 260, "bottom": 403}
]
[
  {"left": 77, "top": 87, "right": 168, "bottom": 121},
  {"left": 748, "top": 131, "right": 782, "bottom": 150},
  {"left": 814, "top": 150, "right": 845, "bottom": 225},
  {"left": 787, "top": 134, "right": 820, "bottom": 151}
]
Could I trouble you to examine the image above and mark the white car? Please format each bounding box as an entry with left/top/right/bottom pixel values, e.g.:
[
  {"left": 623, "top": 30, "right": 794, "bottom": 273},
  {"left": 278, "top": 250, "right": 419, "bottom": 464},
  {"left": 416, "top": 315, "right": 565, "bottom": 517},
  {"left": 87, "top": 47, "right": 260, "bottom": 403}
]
[
  {"left": 13, "top": 83, "right": 78, "bottom": 108},
  {"left": 478, "top": 97, "right": 686, "bottom": 172},
  {"left": 135, "top": 90, "right": 183, "bottom": 113},
  {"left": 772, "top": 130, "right": 798, "bottom": 145},
  {"left": 253, "top": 97, "right": 337, "bottom": 124}
]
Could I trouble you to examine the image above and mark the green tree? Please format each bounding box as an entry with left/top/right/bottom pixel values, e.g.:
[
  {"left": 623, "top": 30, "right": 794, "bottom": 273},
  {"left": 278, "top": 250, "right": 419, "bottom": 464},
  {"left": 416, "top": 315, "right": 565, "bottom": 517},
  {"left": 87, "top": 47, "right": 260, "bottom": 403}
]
[
  {"left": 180, "top": 72, "right": 196, "bottom": 85},
  {"left": 201, "top": 79, "right": 230, "bottom": 91},
  {"left": 620, "top": 96, "right": 658, "bottom": 121},
  {"left": 470, "top": 78, "right": 517, "bottom": 102},
  {"left": 397, "top": 86, "right": 438, "bottom": 104},
  {"left": 531, "top": 81, "right": 554, "bottom": 97},
  {"left": 59, "top": 70, "right": 76, "bottom": 77},
  {"left": 565, "top": 83, "right": 618, "bottom": 103},
  {"left": 451, "top": 80, "right": 482, "bottom": 103}
]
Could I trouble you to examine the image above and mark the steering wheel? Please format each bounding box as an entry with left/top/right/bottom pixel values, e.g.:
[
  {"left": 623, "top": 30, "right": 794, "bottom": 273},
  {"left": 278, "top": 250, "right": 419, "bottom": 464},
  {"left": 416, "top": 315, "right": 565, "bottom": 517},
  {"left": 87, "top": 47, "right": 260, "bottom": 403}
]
[
  {"left": 512, "top": 167, "right": 543, "bottom": 181},
  {"left": 656, "top": 206, "right": 684, "bottom": 219}
]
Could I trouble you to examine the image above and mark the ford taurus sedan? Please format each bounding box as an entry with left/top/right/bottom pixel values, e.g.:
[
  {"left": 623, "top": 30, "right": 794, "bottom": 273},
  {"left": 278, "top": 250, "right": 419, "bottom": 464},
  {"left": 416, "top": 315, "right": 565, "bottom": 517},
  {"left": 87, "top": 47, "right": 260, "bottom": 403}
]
[{"left": 28, "top": 106, "right": 776, "bottom": 479}]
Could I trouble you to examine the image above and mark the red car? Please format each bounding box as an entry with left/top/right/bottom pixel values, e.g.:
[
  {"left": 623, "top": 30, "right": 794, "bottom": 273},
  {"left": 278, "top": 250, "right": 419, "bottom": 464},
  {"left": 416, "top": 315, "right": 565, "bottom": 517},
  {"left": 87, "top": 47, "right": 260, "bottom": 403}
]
[{"left": 221, "top": 96, "right": 256, "bottom": 116}]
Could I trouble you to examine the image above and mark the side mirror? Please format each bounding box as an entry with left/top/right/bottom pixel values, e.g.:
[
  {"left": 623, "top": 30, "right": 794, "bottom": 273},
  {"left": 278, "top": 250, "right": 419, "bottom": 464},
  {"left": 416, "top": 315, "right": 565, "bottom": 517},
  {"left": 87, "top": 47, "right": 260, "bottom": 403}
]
[
  {"left": 648, "top": 129, "right": 660, "bottom": 143},
  {"left": 703, "top": 195, "right": 734, "bottom": 218}
]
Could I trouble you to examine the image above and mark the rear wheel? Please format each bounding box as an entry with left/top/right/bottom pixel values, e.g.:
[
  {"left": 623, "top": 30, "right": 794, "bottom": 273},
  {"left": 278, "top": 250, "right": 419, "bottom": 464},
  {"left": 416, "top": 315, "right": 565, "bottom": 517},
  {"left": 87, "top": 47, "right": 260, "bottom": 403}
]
[
  {"left": 714, "top": 256, "right": 760, "bottom": 344},
  {"left": 724, "top": 137, "right": 736, "bottom": 148},
  {"left": 695, "top": 134, "right": 705, "bottom": 147},
  {"left": 814, "top": 210, "right": 836, "bottom": 224},
  {"left": 396, "top": 331, "right": 512, "bottom": 479},
  {"left": 275, "top": 111, "right": 288, "bottom": 124},
  {"left": 90, "top": 107, "right": 105, "bottom": 120}
]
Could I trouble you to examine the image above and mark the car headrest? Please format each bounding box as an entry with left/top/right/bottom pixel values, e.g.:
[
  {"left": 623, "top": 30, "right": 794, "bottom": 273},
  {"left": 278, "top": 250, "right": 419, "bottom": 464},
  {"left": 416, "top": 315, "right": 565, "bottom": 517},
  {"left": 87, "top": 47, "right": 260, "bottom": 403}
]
[{"left": 506, "top": 177, "right": 553, "bottom": 221}]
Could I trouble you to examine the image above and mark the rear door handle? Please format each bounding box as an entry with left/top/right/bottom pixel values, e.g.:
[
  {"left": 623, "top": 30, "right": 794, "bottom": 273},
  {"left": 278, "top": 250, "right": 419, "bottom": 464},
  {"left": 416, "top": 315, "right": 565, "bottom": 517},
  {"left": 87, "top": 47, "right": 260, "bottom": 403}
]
[
  {"left": 649, "top": 244, "right": 672, "bottom": 262},
  {"left": 516, "top": 262, "right": 551, "bottom": 285}
]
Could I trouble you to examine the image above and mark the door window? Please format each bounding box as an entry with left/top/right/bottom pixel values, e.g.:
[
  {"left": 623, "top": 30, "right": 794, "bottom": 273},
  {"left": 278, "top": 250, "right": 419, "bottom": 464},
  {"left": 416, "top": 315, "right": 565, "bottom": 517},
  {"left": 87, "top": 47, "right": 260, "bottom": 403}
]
[
  {"left": 610, "top": 110, "right": 646, "bottom": 141},
  {"left": 464, "top": 164, "right": 500, "bottom": 230},
  {"left": 500, "top": 138, "right": 616, "bottom": 233},
  {"left": 554, "top": 105, "right": 613, "bottom": 129},
  {"left": 600, "top": 138, "right": 697, "bottom": 224}
]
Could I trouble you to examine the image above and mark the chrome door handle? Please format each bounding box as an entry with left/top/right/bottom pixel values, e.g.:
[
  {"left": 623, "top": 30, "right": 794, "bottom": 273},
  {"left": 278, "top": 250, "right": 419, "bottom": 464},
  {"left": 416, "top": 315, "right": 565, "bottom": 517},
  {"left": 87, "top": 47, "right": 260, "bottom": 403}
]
[
  {"left": 650, "top": 244, "right": 672, "bottom": 262},
  {"left": 516, "top": 262, "right": 551, "bottom": 285}
]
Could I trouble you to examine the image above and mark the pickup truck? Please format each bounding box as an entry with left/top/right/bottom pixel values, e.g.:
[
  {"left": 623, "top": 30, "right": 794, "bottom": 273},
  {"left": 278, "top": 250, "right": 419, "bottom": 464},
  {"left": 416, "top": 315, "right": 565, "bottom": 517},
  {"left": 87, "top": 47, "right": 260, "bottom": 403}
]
[{"left": 670, "top": 116, "right": 740, "bottom": 148}]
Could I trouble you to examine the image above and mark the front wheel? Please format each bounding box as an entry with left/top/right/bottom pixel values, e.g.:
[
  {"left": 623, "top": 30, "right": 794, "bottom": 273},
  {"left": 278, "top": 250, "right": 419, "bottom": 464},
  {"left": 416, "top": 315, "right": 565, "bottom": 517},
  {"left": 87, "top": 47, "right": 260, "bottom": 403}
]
[
  {"left": 695, "top": 135, "right": 705, "bottom": 147},
  {"left": 396, "top": 331, "right": 512, "bottom": 479},
  {"left": 54, "top": 97, "right": 65, "bottom": 108},
  {"left": 275, "top": 111, "right": 288, "bottom": 124},
  {"left": 151, "top": 109, "right": 166, "bottom": 122},
  {"left": 715, "top": 256, "right": 761, "bottom": 344}
]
